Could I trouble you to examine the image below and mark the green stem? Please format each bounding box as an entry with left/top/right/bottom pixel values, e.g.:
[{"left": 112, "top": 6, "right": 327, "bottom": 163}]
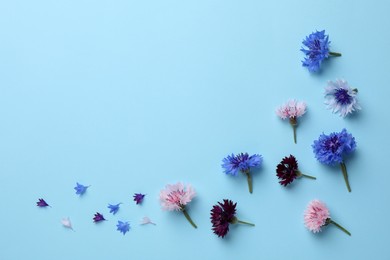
[
  {"left": 329, "top": 51, "right": 342, "bottom": 57},
  {"left": 182, "top": 209, "right": 197, "bottom": 229},
  {"left": 340, "top": 162, "right": 351, "bottom": 192},
  {"left": 293, "top": 124, "right": 297, "bottom": 144},
  {"left": 237, "top": 220, "right": 255, "bottom": 226},
  {"left": 330, "top": 220, "right": 351, "bottom": 236},
  {"left": 289, "top": 117, "right": 297, "bottom": 144},
  {"left": 245, "top": 171, "right": 253, "bottom": 194},
  {"left": 300, "top": 173, "right": 316, "bottom": 180}
]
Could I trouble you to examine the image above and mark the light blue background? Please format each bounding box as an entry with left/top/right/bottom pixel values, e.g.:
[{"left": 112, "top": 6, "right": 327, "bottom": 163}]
[{"left": 1, "top": 0, "right": 389, "bottom": 259}]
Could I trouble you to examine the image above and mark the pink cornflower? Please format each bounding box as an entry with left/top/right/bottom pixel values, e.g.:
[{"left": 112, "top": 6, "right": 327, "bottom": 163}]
[
  {"left": 276, "top": 99, "right": 307, "bottom": 144},
  {"left": 304, "top": 200, "right": 330, "bottom": 232},
  {"left": 159, "top": 182, "right": 197, "bottom": 228},
  {"left": 304, "top": 200, "right": 350, "bottom": 236}
]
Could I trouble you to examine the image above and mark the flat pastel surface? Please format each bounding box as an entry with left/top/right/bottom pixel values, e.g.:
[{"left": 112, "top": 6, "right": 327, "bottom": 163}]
[{"left": 1, "top": 0, "right": 389, "bottom": 259}]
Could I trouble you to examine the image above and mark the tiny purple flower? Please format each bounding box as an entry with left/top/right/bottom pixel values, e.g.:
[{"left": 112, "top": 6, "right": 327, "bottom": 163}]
[
  {"left": 133, "top": 193, "right": 145, "bottom": 205},
  {"left": 36, "top": 198, "right": 50, "bottom": 207},
  {"left": 93, "top": 212, "right": 106, "bottom": 223}
]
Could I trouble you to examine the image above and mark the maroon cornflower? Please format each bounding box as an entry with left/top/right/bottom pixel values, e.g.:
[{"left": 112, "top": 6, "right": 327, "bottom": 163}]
[
  {"left": 36, "top": 198, "right": 50, "bottom": 207},
  {"left": 93, "top": 212, "right": 106, "bottom": 223},
  {"left": 133, "top": 193, "right": 145, "bottom": 205},
  {"left": 210, "top": 199, "right": 254, "bottom": 238},
  {"left": 276, "top": 155, "right": 316, "bottom": 186}
]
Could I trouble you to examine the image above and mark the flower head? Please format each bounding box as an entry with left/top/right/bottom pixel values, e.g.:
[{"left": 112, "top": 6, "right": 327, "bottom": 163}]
[
  {"left": 276, "top": 155, "right": 299, "bottom": 186},
  {"left": 222, "top": 153, "right": 263, "bottom": 176},
  {"left": 210, "top": 199, "right": 254, "bottom": 238},
  {"left": 276, "top": 155, "right": 316, "bottom": 186},
  {"left": 107, "top": 203, "right": 122, "bottom": 215},
  {"left": 304, "top": 200, "right": 330, "bottom": 233},
  {"left": 36, "top": 198, "right": 50, "bottom": 207},
  {"left": 276, "top": 100, "right": 307, "bottom": 120},
  {"left": 116, "top": 221, "right": 130, "bottom": 235},
  {"left": 133, "top": 193, "right": 145, "bottom": 205},
  {"left": 74, "top": 183, "right": 89, "bottom": 196},
  {"left": 276, "top": 100, "right": 307, "bottom": 144},
  {"left": 222, "top": 153, "right": 263, "bottom": 193},
  {"left": 312, "top": 129, "right": 356, "bottom": 165},
  {"left": 325, "top": 79, "right": 361, "bottom": 117},
  {"left": 93, "top": 212, "right": 106, "bottom": 223},
  {"left": 159, "top": 183, "right": 196, "bottom": 211},
  {"left": 301, "top": 30, "right": 332, "bottom": 72},
  {"left": 304, "top": 200, "right": 351, "bottom": 236},
  {"left": 210, "top": 199, "right": 237, "bottom": 238}
]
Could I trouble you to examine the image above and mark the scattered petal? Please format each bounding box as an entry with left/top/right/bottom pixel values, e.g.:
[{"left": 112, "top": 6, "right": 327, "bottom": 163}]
[
  {"left": 140, "top": 217, "right": 156, "bottom": 225},
  {"left": 93, "top": 212, "right": 106, "bottom": 223},
  {"left": 36, "top": 198, "right": 50, "bottom": 207},
  {"left": 61, "top": 217, "right": 74, "bottom": 231},
  {"left": 133, "top": 193, "right": 145, "bottom": 205},
  {"left": 116, "top": 221, "right": 130, "bottom": 235},
  {"left": 74, "top": 183, "right": 89, "bottom": 196},
  {"left": 108, "top": 203, "right": 122, "bottom": 215}
]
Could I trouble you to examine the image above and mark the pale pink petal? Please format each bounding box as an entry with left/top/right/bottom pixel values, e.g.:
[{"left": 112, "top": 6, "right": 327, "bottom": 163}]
[
  {"left": 61, "top": 217, "right": 74, "bottom": 231},
  {"left": 140, "top": 217, "right": 156, "bottom": 225}
]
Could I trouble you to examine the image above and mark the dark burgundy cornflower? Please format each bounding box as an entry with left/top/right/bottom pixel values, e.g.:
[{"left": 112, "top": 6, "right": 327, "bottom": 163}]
[
  {"left": 276, "top": 155, "right": 316, "bottom": 186},
  {"left": 210, "top": 199, "right": 254, "bottom": 238},
  {"left": 93, "top": 212, "right": 106, "bottom": 223},
  {"left": 36, "top": 198, "right": 50, "bottom": 207},
  {"left": 133, "top": 193, "right": 145, "bottom": 204},
  {"left": 276, "top": 155, "right": 299, "bottom": 186}
]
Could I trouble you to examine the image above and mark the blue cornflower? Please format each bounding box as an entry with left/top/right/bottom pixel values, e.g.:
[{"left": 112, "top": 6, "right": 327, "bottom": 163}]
[
  {"left": 312, "top": 129, "right": 356, "bottom": 192},
  {"left": 108, "top": 203, "right": 122, "bottom": 215},
  {"left": 301, "top": 30, "right": 341, "bottom": 72},
  {"left": 325, "top": 79, "right": 361, "bottom": 117},
  {"left": 222, "top": 153, "right": 263, "bottom": 193},
  {"left": 116, "top": 221, "right": 130, "bottom": 235},
  {"left": 74, "top": 183, "right": 89, "bottom": 196}
]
